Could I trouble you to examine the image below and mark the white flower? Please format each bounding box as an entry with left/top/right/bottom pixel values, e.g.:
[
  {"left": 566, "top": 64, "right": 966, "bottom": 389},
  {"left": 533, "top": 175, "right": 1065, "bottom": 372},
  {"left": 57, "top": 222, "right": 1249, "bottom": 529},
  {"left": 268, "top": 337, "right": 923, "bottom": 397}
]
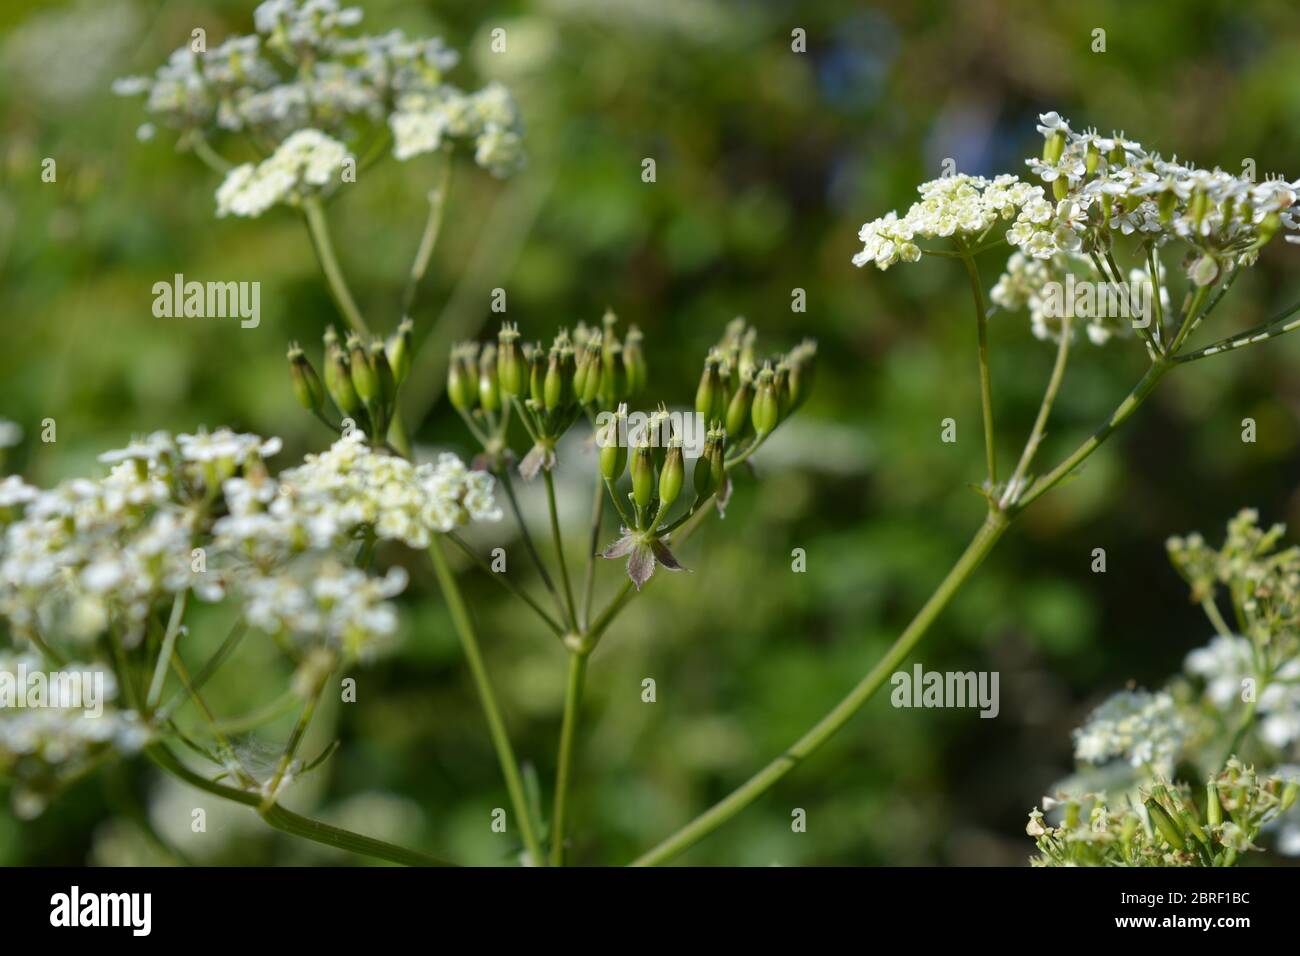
[
  {"left": 215, "top": 130, "right": 351, "bottom": 218},
  {"left": 1073, "top": 689, "right": 1185, "bottom": 772}
]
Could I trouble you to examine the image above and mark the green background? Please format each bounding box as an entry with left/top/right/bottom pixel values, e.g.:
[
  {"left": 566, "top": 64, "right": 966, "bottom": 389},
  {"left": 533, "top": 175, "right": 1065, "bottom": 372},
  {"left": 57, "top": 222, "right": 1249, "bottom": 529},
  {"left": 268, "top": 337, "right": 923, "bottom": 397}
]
[{"left": 3, "top": 0, "right": 1300, "bottom": 865}]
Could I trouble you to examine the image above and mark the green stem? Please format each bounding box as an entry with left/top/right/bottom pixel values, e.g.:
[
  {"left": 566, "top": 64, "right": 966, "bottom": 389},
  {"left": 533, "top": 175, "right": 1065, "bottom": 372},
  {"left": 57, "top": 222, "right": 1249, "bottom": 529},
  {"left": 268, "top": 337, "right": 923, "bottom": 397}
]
[
  {"left": 1175, "top": 295, "right": 1300, "bottom": 363},
  {"left": 428, "top": 537, "right": 545, "bottom": 866},
  {"left": 146, "top": 744, "right": 452, "bottom": 866},
  {"left": 444, "top": 530, "right": 565, "bottom": 637},
  {"left": 1202, "top": 597, "right": 1234, "bottom": 638},
  {"left": 498, "top": 466, "right": 569, "bottom": 625},
  {"left": 581, "top": 477, "right": 604, "bottom": 631},
  {"left": 631, "top": 510, "right": 1011, "bottom": 866},
  {"left": 543, "top": 469, "right": 578, "bottom": 629},
  {"left": 551, "top": 651, "right": 588, "bottom": 866},
  {"left": 190, "top": 134, "right": 234, "bottom": 174},
  {"left": 959, "top": 249, "right": 998, "bottom": 489},
  {"left": 400, "top": 151, "right": 453, "bottom": 317},
  {"left": 158, "top": 620, "right": 246, "bottom": 722},
  {"left": 1003, "top": 314, "right": 1072, "bottom": 506},
  {"left": 1014, "top": 360, "right": 1171, "bottom": 512},
  {"left": 260, "top": 670, "right": 329, "bottom": 810},
  {"left": 146, "top": 591, "right": 188, "bottom": 710},
  {"left": 302, "top": 196, "right": 371, "bottom": 337}
]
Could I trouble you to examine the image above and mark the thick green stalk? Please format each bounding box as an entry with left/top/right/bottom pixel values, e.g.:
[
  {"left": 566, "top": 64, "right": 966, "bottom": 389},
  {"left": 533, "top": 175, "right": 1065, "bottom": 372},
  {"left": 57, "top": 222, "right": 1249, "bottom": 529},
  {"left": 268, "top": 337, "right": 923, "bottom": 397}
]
[
  {"left": 631, "top": 510, "right": 1010, "bottom": 866},
  {"left": 550, "top": 651, "right": 589, "bottom": 865},
  {"left": 543, "top": 469, "right": 578, "bottom": 628},
  {"left": 302, "top": 196, "right": 371, "bottom": 337},
  {"left": 959, "top": 249, "right": 997, "bottom": 488},
  {"left": 428, "top": 537, "right": 544, "bottom": 866}
]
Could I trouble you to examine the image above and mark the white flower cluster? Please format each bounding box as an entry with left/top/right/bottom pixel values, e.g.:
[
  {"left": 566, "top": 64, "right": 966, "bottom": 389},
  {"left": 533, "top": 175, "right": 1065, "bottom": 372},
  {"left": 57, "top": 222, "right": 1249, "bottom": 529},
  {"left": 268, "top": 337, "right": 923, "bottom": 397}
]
[
  {"left": 989, "top": 252, "right": 1167, "bottom": 346},
  {"left": 240, "top": 558, "right": 407, "bottom": 661},
  {"left": 114, "top": 0, "right": 524, "bottom": 178},
  {"left": 1015, "top": 112, "right": 1300, "bottom": 262},
  {"left": 215, "top": 129, "right": 351, "bottom": 217},
  {"left": 852, "top": 174, "right": 1045, "bottom": 270},
  {"left": 389, "top": 82, "right": 524, "bottom": 177},
  {"left": 215, "top": 431, "right": 501, "bottom": 564},
  {"left": 1, "top": 429, "right": 494, "bottom": 658},
  {"left": 1073, "top": 689, "right": 1186, "bottom": 772},
  {"left": 0, "top": 650, "right": 148, "bottom": 818},
  {"left": 1185, "top": 635, "right": 1300, "bottom": 749}
]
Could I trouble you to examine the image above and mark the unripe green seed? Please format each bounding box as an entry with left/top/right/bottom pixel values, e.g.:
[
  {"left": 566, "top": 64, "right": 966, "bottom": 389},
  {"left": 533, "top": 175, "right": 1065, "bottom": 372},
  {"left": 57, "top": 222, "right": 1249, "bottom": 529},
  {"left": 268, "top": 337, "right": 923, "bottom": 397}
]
[
  {"left": 725, "top": 374, "right": 754, "bottom": 442},
  {"left": 348, "top": 335, "right": 379, "bottom": 405},
  {"left": 579, "top": 339, "right": 603, "bottom": 404},
  {"left": 1206, "top": 781, "right": 1223, "bottom": 827},
  {"left": 325, "top": 344, "right": 360, "bottom": 416},
  {"left": 695, "top": 358, "right": 721, "bottom": 420},
  {"left": 693, "top": 430, "right": 723, "bottom": 500},
  {"left": 659, "top": 441, "right": 684, "bottom": 509},
  {"left": 1145, "top": 798, "right": 1186, "bottom": 850},
  {"left": 369, "top": 340, "right": 397, "bottom": 407},
  {"left": 529, "top": 346, "right": 546, "bottom": 405},
  {"left": 448, "top": 345, "right": 477, "bottom": 412},
  {"left": 478, "top": 343, "right": 500, "bottom": 413},
  {"left": 631, "top": 443, "right": 655, "bottom": 511},
  {"left": 387, "top": 318, "right": 413, "bottom": 385},
  {"left": 599, "top": 406, "right": 628, "bottom": 481},
  {"left": 751, "top": 366, "right": 779, "bottom": 436},
  {"left": 497, "top": 322, "right": 523, "bottom": 398},
  {"left": 287, "top": 343, "right": 324, "bottom": 412}
]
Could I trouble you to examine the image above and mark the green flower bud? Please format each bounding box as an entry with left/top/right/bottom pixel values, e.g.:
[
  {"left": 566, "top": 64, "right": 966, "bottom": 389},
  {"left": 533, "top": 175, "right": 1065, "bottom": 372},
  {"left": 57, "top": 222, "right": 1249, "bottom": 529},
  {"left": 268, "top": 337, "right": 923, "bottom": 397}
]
[
  {"left": 1144, "top": 797, "right": 1185, "bottom": 850},
  {"left": 599, "top": 405, "right": 628, "bottom": 481},
  {"left": 787, "top": 339, "right": 817, "bottom": 411},
  {"left": 325, "top": 343, "right": 360, "bottom": 416},
  {"left": 497, "top": 322, "right": 523, "bottom": 398},
  {"left": 631, "top": 442, "right": 655, "bottom": 511},
  {"left": 751, "top": 365, "right": 779, "bottom": 436},
  {"left": 545, "top": 338, "right": 574, "bottom": 411},
  {"left": 601, "top": 340, "right": 626, "bottom": 405},
  {"left": 528, "top": 344, "right": 546, "bottom": 405},
  {"left": 478, "top": 342, "right": 500, "bottom": 413},
  {"left": 448, "top": 343, "right": 477, "bottom": 412},
  {"left": 659, "top": 439, "right": 684, "bottom": 509},
  {"left": 348, "top": 335, "right": 379, "bottom": 405},
  {"left": 1206, "top": 781, "right": 1223, "bottom": 827},
  {"left": 369, "top": 340, "right": 397, "bottom": 407},
  {"left": 1085, "top": 141, "right": 1100, "bottom": 178},
  {"left": 387, "top": 317, "right": 413, "bottom": 385},
  {"left": 725, "top": 371, "right": 754, "bottom": 442},
  {"left": 773, "top": 362, "right": 792, "bottom": 423},
  {"left": 693, "top": 427, "right": 724, "bottom": 500},
  {"left": 1188, "top": 189, "right": 1208, "bottom": 230},
  {"left": 287, "top": 342, "right": 324, "bottom": 412},
  {"left": 695, "top": 356, "right": 721, "bottom": 420},
  {"left": 1043, "top": 130, "right": 1065, "bottom": 165},
  {"left": 1052, "top": 176, "right": 1069, "bottom": 201},
  {"left": 579, "top": 336, "right": 603, "bottom": 405},
  {"left": 623, "top": 325, "right": 646, "bottom": 395}
]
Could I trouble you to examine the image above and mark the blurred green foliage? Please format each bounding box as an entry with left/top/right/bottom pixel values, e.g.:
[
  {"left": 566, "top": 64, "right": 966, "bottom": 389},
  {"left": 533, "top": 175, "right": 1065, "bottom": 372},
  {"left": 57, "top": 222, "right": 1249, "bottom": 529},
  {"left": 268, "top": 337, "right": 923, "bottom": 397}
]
[{"left": 4, "top": 0, "right": 1300, "bottom": 865}]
